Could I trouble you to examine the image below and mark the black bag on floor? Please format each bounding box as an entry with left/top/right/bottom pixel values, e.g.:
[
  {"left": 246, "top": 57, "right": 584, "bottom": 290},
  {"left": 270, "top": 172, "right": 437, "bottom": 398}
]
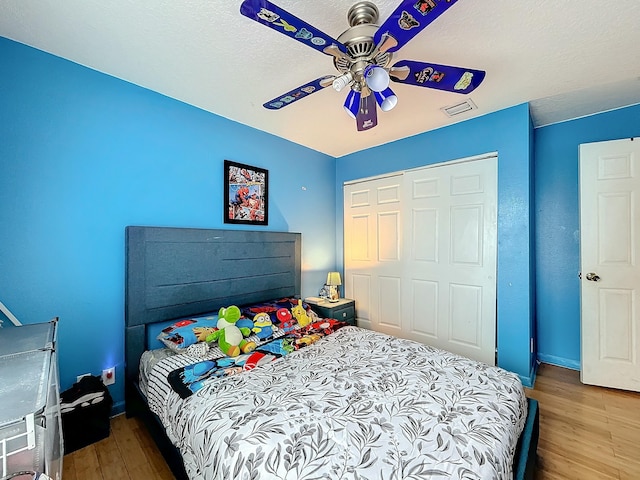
[{"left": 60, "top": 375, "right": 112, "bottom": 453}]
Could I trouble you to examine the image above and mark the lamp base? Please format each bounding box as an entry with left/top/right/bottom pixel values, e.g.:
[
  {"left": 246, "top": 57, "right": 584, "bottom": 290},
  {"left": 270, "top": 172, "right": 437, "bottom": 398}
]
[{"left": 327, "top": 285, "right": 340, "bottom": 302}]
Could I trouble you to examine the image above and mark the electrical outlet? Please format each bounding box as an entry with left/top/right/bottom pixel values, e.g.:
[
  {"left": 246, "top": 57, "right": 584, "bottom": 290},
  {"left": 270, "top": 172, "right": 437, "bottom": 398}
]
[
  {"left": 102, "top": 367, "right": 115, "bottom": 386},
  {"left": 76, "top": 373, "right": 91, "bottom": 383}
]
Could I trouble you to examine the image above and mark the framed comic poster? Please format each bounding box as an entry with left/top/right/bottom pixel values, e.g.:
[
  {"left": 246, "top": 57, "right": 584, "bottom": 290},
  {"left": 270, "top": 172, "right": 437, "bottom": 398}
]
[{"left": 224, "top": 160, "right": 268, "bottom": 225}]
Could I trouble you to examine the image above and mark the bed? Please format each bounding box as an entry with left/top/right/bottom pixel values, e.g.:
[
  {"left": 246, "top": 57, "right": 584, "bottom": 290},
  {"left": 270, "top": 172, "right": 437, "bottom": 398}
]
[{"left": 124, "top": 226, "right": 539, "bottom": 480}]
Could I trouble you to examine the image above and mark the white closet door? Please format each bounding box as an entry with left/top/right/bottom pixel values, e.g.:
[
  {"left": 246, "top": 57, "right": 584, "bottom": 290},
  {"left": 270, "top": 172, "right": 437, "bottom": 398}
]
[
  {"left": 403, "top": 157, "right": 497, "bottom": 364},
  {"left": 343, "top": 174, "right": 403, "bottom": 335},
  {"left": 344, "top": 156, "right": 497, "bottom": 365}
]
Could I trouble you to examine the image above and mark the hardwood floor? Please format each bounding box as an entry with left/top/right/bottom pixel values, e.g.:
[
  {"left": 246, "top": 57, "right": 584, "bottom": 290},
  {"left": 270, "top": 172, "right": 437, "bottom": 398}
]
[
  {"left": 62, "top": 363, "right": 640, "bottom": 479},
  {"left": 526, "top": 363, "right": 640, "bottom": 480},
  {"left": 62, "top": 413, "right": 174, "bottom": 480}
]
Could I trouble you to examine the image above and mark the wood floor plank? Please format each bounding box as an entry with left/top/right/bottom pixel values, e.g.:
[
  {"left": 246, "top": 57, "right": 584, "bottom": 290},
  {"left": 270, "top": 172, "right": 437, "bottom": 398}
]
[
  {"left": 95, "top": 433, "right": 130, "bottom": 479},
  {"left": 538, "top": 425, "right": 615, "bottom": 460},
  {"left": 71, "top": 444, "right": 104, "bottom": 480},
  {"left": 538, "top": 435, "right": 620, "bottom": 478},
  {"left": 61, "top": 452, "right": 77, "bottom": 480},
  {"left": 111, "top": 413, "right": 150, "bottom": 472},
  {"left": 527, "top": 390, "right": 611, "bottom": 426},
  {"left": 532, "top": 375, "right": 605, "bottom": 405},
  {"left": 539, "top": 411, "right": 614, "bottom": 444},
  {"left": 610, "top": 433, "right": 640, "bottom": 464},
  {"left": 127, "top": 461, "right": 164, "bottom": 480},
  {"left": 537, "top": 446, "right": 620, "bottom": 480},
  {"left": 618, "top": 463, "right": 640, "bottom": 480},
  {"left": 133, "top": 417, "right": 176, "bottom": 480},
  {"left": 604, "top": 404, "right": 640, "bottom": 428}
]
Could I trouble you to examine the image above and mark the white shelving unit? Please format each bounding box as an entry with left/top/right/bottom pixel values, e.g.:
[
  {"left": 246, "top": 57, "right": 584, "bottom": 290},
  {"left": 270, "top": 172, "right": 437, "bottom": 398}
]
[{"left": 0, "top": 319, "right": 62, "bottom": 480}]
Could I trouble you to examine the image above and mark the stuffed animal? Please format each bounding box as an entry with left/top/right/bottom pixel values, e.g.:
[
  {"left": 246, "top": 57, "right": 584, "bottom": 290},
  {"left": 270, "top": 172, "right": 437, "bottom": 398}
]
[
  {"left": 252, "top": 312, "right": 278, "bottom": 340},
  {"left": 291, "top": 299, "right": 311, "bottom": 327},
  {"left": 207, "top": 305, "right": 256, "bottom": 357},
  {"left": 193, "top": 326, "right": 218, "bottom": 342},
  {"left": 276, "top": 308, "right": 297, "bottom": 333},
  {"left": 307, "top": 308, "right": 320, "bottom": 322},
  {"left": 236, "top": 317, "right": 254, "bottom": 331}
]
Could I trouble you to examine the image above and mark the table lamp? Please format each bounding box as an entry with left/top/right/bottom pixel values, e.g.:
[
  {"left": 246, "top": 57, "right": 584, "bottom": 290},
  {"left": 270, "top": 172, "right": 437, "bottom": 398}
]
[{"left": 326, "top": 271, "right": 342, "bottom": 302}]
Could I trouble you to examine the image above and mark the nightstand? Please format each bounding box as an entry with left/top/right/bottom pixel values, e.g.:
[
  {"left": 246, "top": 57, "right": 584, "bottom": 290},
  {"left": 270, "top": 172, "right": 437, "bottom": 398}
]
[{"left": 304, "top": 297, "right": 356, "bottom": 325}]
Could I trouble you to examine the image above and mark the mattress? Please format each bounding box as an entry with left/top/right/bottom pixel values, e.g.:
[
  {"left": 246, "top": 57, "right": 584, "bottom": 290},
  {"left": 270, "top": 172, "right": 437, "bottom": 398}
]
[
  {"left": 144, "top": 326, "right": 527, "bottom": 480},
  {"left": 139, "top": 347, "right": 176, "bottom": 400}
]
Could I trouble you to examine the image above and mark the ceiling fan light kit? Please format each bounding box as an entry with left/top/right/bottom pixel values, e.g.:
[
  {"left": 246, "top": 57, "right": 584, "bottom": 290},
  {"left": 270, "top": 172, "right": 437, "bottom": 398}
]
[
  {"left": 374, "top": 88, "right": 398, "bottom": 112},
  {"left": 332, "top": 72, "right": 354, "bottom": 92},
  {"left": 363, "top": 64, "right": 390, "bottom": 92},
  {"left": 240, "top": 0, "right": 486, "bottom": 131},
  {"left": 344, "top": 89, "right": 362, "bottom": 118}
]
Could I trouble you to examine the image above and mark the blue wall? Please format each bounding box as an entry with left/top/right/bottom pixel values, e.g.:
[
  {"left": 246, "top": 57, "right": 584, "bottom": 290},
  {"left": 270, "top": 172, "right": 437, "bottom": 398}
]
[
  {"left": 7, "top": 34, "right": 635, "bottom": 407},
  {"left": 336, "top": 104, "right": 536, "bottom": 385},
  {"left": 0, "top": 37, "right": 336, "bottom": 412},
  {"left": 534, "top": 103, "right": 640, "bottom": 369}
]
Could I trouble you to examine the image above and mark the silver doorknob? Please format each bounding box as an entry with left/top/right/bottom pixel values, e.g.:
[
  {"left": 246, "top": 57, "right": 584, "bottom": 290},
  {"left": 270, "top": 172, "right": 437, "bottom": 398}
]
[{"left": 586, "top": 272, "right": 600, "bottom": 282}]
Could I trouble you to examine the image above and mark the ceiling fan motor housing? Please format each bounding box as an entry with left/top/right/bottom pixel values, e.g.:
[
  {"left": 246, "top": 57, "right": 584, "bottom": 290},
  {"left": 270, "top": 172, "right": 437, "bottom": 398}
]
[
  {"left": 347, "top": 1, "right": 379, "bottom": 26},
  {"left": 335, "top": 2, "right": 392, "bottom": 86}
]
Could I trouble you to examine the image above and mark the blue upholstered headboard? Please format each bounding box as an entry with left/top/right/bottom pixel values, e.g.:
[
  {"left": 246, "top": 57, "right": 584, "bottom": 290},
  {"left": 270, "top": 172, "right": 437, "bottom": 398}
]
[{"left": 124, "top": 226, "right": 301, "bottom": 388}]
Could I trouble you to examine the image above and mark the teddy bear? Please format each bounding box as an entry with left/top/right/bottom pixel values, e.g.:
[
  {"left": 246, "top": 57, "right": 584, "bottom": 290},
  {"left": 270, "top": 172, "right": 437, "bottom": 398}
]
[{"left": 206, "top": 305, "right": 256, "bottom": 357}]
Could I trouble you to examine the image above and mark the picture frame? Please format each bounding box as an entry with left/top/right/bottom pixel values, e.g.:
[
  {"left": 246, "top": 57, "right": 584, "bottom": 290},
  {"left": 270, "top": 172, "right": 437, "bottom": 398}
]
[{"left": 224, "top": 160, "right": 268, "bottom": 225}]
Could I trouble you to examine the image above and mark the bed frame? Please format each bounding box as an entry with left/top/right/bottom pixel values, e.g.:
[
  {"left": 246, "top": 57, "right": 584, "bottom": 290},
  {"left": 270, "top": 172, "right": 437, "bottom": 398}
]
[
  {"left": 125, "top": 226, "right": 301, "bottom": 478},
  {"left": 124, "top": 225, "right": 538, "bottom": 480}
]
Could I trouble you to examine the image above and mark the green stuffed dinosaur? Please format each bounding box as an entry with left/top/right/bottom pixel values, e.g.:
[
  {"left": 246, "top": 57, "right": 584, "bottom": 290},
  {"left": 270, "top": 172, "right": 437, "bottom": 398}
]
[{"left": 206, "top": 305, "right": 256, "bottom": 357}]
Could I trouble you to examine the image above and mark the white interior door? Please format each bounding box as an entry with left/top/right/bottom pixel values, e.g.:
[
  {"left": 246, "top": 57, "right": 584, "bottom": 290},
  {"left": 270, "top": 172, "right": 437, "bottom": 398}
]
[
  {"left": 580, "top": 138, "right": 640, "bottom": 392},
  {"left": 343, "top": 174, "right": 404, "bottom": 336},
  {"left": 403, "top": 158, "right": 497, "bottom": 364},
  {"left": 344, "top": 156, "right": 497, "bottom": 365}
]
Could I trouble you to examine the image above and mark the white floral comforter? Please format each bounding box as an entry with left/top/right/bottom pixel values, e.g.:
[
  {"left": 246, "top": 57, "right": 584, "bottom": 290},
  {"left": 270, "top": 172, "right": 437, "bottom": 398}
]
[{"left": 146, "top": 326, "right": 527, "bottom": 480}]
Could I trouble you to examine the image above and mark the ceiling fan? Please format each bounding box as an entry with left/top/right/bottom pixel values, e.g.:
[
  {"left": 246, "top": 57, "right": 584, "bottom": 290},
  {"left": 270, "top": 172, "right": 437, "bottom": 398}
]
[{"left": 240, "top": 0, "right": 485, "bottom": 132}]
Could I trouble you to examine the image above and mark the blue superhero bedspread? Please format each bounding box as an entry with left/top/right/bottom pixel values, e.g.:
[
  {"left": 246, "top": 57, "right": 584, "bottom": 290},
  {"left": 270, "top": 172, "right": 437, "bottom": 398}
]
[{"left": 168, "top": 319, "right": 347, "bottom": 398}]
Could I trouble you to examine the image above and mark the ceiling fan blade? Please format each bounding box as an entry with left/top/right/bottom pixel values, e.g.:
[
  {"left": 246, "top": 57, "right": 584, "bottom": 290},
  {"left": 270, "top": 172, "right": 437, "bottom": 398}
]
[
  {"left": 240, "top": 0, "right": 347, "bottom": 56},
  {"left": 356, "top": 92, "right": 378, "bottom": 131},
  {"left": 263, "top": 76, "right": 335, "bottom": 110},
  {"left": 390, "top": 60, "right": 485, "bottom": 94},
  {"left": 373, "top": 0, "right": 461, "bottom": 53}
]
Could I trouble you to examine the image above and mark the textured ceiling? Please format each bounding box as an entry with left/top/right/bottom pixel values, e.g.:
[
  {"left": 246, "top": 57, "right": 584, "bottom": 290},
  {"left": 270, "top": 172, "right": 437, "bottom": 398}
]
[{"left": 1, "top": 0, "right": 639, "bottom": 157}]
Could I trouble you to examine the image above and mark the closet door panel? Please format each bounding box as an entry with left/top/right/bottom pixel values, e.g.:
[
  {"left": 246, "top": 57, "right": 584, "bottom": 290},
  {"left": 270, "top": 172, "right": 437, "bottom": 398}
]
[
  {"left": 450, "top": 205, "right": 483, "bottom": 266},
  {"left": 409, "top": 279, "right": 438, "bottom": 338},
  {"left": 449, "top": 283, "right": 482, "bottom": 347},
  {"left": 351, "top": 273, "right": 372, "bottom": 329},
  {"left": 344, "top": 174, "right": 403, "bottom": 332},
  {"left": 406, "top": 158, "right": 497, "bottom": 364},
  {"left": 379, "top": 276, "right": 402, "bottom": 332},
  {"left": 412, "top": 207, "right": 438, "bottom": 262}
]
